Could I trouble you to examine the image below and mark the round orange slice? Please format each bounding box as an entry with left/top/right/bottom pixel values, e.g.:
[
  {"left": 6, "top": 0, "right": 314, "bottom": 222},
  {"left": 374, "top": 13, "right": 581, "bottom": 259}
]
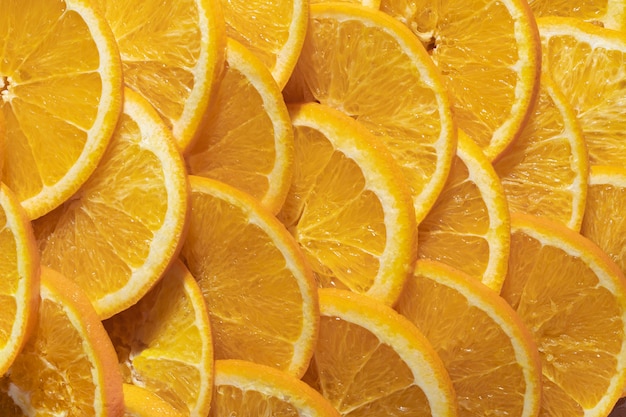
[
  {"left": 529, "top": 0, "right": 626, "bottom": 31},
  {"left": 123, "top": 383, "right": 184, "bottom": 417}
]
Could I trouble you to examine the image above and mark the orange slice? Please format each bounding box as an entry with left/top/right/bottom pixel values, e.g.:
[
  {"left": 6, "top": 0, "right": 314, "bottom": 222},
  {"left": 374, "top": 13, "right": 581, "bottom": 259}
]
[
  {"left": 185, "top": 37, "right": 294, "bottom": 214},
  {"left": 278, "top": 102, "right": 417, "bottom": 305},
  {"left": 0, "top": 184, "right": 40, "bottom": 376},
  {"left": 417, "top": 129, "right": 510, "bottom": 291},
  {"left": 180, "top": 175, "right": 319, "bottom": 378},
  {"left": 93, "top": 0, "right": 226, "bottom": 150},
  {"left": 396, "top": 260, "right": 542, "bottom": 417},
  {"left": 0, "top": 267, "right": 124, "bottom": 416},
  {"left": 304, "top": 288, "right": 458, "bottom": 416},
  {"left": 104, "top": 260, "right": 213, "bottom": 417},
  {"left": 220, "top": 0, "right": 308, "bottom": 88},
  {"left": 211, "top": 359, "right": 340, "bottom": 417},
  {"left": 379, "top": 0, "right": 541, "bottom": 160},
  {"left": 311, "top": 0, "right": 381, "bottom": 6},
  {"left": 538, "top": 16, "right": 626, "bottom": 167},
  {"left": 0, "top": 0, "right": 123, "bottom": 220},
  {"left": 33, "top": 88, "right": 189, "bottom": 319},
  {"left": 493, "top": 73, "right": 589, "bottom": 231},
  {"left": 123, "top": 384, "right": 184, "bottom": 417},
  {"left": 529, "top": 0, "right": 626, "bottom": 31},
  {"left": 501, "top": 213, "right": 626, "bottom": 416},
  {"left": 283, "top": 3, "right": 457, "bottom": 224}
]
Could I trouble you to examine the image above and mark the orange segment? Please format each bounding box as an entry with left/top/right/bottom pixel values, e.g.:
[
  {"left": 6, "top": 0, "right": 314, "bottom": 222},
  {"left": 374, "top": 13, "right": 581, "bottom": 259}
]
[
  {"left": 211, "top": 359, "right": 340, "bottom": 417},
  {"left": 538, "top": 16, "right": 626, "bottom": 167},
  {"left": 0, "top": 267, "right": 124, "bottom": 416},
  {"left": 185, "top": 37, "right": 294, "bottom": 214},
  {"left": 283, "top": 3, "right": 457, "bottom": 224},
  {"left": 33, "top": 88, "right": 189, "bottom": 319},
  {"left": 123, "top": 384, "right": 184, "bottom": 417},
  {"left": 493, "top": 73, "right": 589, "bottom": 231},
  {"left": 93, "top": 0, "right": 226, "bottom": 150},
  {"left": 278, "top": 102, "right": 417, "bottom": 305},
  {"left": 305, "top": 288, "right": 458, "bottom": 416},
  {"left": 501, "top": 213, "right": 626, "bottom": 416},
  {"left": 379, "top": 0, "right": 541, "bottom": 160},
  {"left": 0, "top": 0, "right": 123, "bottom": 220},
  {"left": 180, "top": 175, "right": 319, "bottom": 378},
  {"left": 529, "top": 0, "right": 626, "bottom": 31},
  {"left": 396, "top": 260, "right": 542, "bottom": 417},
  {"left": 418, "top": 129, "right": 510, "bottom": 291},
  {"left": 105, "top": 260, "right": 213, "bottom": 417},
  {"left": 0, "top": 184, "right": 40, "bottom": 376}
]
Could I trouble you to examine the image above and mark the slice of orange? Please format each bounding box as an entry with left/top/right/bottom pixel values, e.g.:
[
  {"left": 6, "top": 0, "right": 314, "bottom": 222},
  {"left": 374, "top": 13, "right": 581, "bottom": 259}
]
[
  {"left": 417, "top": 129, "right": 510, "bottom": 292},
  {"left": 123, "top": 384, "right": 184, "bottom": 417},
  {"left": 185, "top": 37, "right": 294, "bottom": 215},
  {"left": 0, "top": 184, "right": 40, "bottom": 376},
  {"left": 283, "top": 3, "right": 457, "bottom": 224},
  {"left": 33, "top": 88, "right": 189, "bottom": 319},
  {"left": 501, "top": 213, "right": 626, "bottom": 416},
  {"left": 538, "top": 16, "right": 626, "bottom": 167},
  {"left": 379, "top": 0, "right": 541, "bottom": 160},
  {"left": 104, "top": 260, "right": 213, "bottom": 417},
  {"left": 581, "top": 165, "right": 626, "bottom": 280},
  {"left": 278, "top": 102, "right": 417, "bottom": 305},
  {"left": 493, "top": 73, "right": 589, "bottom": 231},
  {"left": 211, "top": 359, "right": 340, "bottom": 417},
  {"left": 0, "top": 267, "right": 124, "bottom": 416},
  {"left": 0, "top": 0, "right": 123, "bottom": 220},
  {"left": 529, "top": 0, "right": 626, "bottom": 31},
  {"left": 305, "top": 288, "right": 458, "bottom": 416},
  {"left": 396, "top": 260, "right": 542, "bottom": 417},
  {"left": 180, "top": 175, "right": 319, "bottom": 378},
  {"left": 311, "top": 0, "right": 381, "bottom": 6},
  {"left": 220, "top": 0, "right": 308, "bottom": 88},
  {"left": 93, "top": 0, "right": 226, "bottom": 150}
]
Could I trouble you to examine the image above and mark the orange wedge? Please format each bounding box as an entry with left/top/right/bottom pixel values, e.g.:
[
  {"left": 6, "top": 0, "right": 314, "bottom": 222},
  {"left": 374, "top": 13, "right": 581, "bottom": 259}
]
[
  {"left": 185, "top": 37, "right": 294, "bottom": 214},
  {"left": 123, "top": 384, "right": 184, "bottom": 417},
  {"left": 538, "top": 16, "right": 626, "bottom": 167},
  {"left": 33, "top": 88, "right": 189, "bottom": 319},
  {"left": 104, "top": 260, "right": 213, "bottom": 416},
  {"left": 283, "top": 3, "right": 457, "bottom": 223},
  {"left": 0, "top": 267, "right": 124, "bottom": 416},
  {"left": 501, "top": 213, "right": 626, "bottom": 416},
  {"left": 304, "top": 288, "right": 458, "bottom": 416},
  {"left": 278, "top": 102, "right": 417, "bottom": 305},
  {"left": 0, "top": 184, "right": 40, "bottom": 376},
  {"left": 220, "top": 0, "right": 308, "bottom": 88},
  {"left": 529, "top": 0, "right": 626, "bottom": 31},
  {"left": 396, "top": 260, "right": 542, "bottom": 417},
  {"left": 417, "top": 129, "right": 510, "bottom": 291},
  {"left": 93, "top": 0, "right": 226, "bottom": 150},
  {"left": 379, "top": 0, "right": 541, "bottom": 160},
  {"left": 0, "top": 0, "right": 123, "bottom": 220},
  {"left": 180, "top": 175, "right": 319, "bottom": 378},
  {"left": 211, "top": 359, "right": 340, "bottom": 417},
  {"left": 493, "top": 74, "right": 589, "bottom": 231}
]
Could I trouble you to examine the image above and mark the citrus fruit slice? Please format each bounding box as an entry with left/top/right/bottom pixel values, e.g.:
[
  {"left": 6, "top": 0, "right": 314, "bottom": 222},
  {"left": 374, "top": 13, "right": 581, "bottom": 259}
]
[
  {"left": 0, "top": 267, "right": 124, "bottom": 416},
  {"left": 379, "top": 0, "right": 541, "bottom": 160},
  {"left": 529, "top": 0, "right": 626, "bottom": 31},
  {"left": 493, "top": 74, "right": 589, "bottom": 231},
  {"left": 501, "top": 213, "right": 626, "bottom": 416},
  {"left": 104, "top": 260, "right": 213, "bottom": 417},
  {"left": 0, "top": 0, "right": 123, "bottom": 220},
  {"left": 311, "top": 0, "right": 381, "bottom": 7},
  {"left": 180, "top": 175, "right": 319, "bottom": 378},
  {"left": 220, "top": 0, "right": 308, "bottom": 88},
  {"left": 0, "top": 184, "right": 40, "bottom": 376},
  {"left": 278, "top": 102, "right": 417, "bottom": 305},
  {"left": 185, "top": 37, "right": 294, "bottom": 215},
  {"left": 396, "top": 260, "right": 542, "bottom": 417},
  {"left": 211, "top": 359, "right": 340, "bottom": 417},
  {"left": 283, "top": 3, "right": 456, "bottom": 224},
  {"left": 93, "top": 0, "right": 226, "bottom": 150},
  {"left": 417, "top": 129, "right": 510, "bottom": 292},
  {"left": 123, "top": 384, "right": 184, "bottom": 417},
  {"left": 581, "top": 165, "right": 626, "bottom": 279},
  {"left": 304, "top": 288, "right": 458, "bottom": 416},
  {"left": 538, "top": 16, "right": 626, "bottom": 167},
  {"left": 33, "top": 88, "right": 189, "bottom": 319}
]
